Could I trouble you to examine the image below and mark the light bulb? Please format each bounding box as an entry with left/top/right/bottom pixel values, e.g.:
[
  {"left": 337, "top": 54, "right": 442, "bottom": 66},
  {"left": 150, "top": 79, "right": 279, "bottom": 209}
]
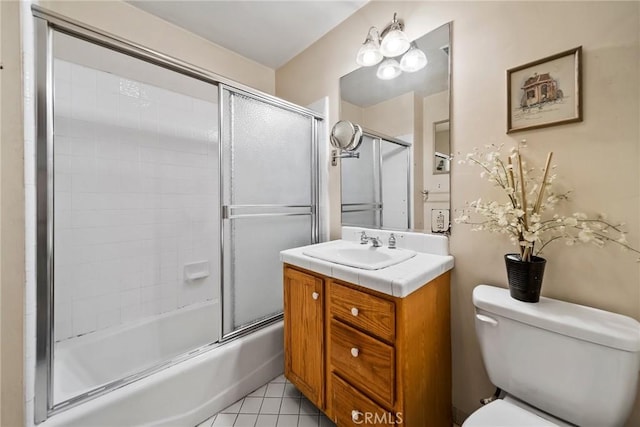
[
  {"left": 380, "top": 29, "right": 410, "bottom": 57},
  {"left": 356, "top": 43, "right": 383, "bottom": 67},
  {"left": 356, "top": 27, "right": 383, "bottom": 67},
  {"left": 376, "top": 59, "right": 401, "bottom": 80},
  {"left": 400, "top": 46, "right": 427, "bottom": 72}
]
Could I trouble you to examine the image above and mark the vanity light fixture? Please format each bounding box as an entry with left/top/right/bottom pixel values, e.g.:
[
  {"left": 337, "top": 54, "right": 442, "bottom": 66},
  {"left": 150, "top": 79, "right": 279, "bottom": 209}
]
[
  {"left": 400, "top": 42, "right": 428, "bottom": 72},
  {"left": 379, "top": 13, "right": 410, "bottom": 57},
  {"left": 356, "top": 27, "right": 383, "bottom": 67},
  {"left": 355, "top": 13, "right": 427, "bottom": 80},
  {"left": 376, "top": 58, "right": 402, "bottom": 80}
]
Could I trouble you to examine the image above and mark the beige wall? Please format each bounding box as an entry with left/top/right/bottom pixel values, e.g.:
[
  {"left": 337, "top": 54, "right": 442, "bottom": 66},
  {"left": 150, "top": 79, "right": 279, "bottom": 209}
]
[
  {"left": 362, "top": 91, "right": 414, "bottom": 137},
  {"left": 276, "top": 1, "right": 640, "bottom": 425},
  {"left": 1, "top": 0, "right": 26, "bottom": 425},
  {"left": 340, "top": 100, "right": 364, "bottom": 125},
  {"left": 39, "top": 0, "right": 275, "bottom": 94}
]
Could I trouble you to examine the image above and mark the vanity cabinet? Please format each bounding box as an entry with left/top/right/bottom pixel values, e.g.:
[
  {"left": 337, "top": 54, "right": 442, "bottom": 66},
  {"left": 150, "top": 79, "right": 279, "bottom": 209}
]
[
  {"left": 283, "top": 267, "right": 325, "bottom": 408},
  {"left": 283, "top": 265, "right": 452, "bottom": 427}
]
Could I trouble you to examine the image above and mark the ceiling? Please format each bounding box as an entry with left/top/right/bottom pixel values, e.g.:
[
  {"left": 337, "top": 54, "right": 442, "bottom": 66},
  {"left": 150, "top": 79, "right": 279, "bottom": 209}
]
[{"left": 128, "top": 0, "right": 368, "bottom": 69}]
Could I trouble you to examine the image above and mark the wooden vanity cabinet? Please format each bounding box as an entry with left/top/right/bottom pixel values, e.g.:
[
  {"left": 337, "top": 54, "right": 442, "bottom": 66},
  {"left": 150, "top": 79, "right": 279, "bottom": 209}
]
[
  {"left": 283, "top": 267, "right": 325, "bottom": 408},
  {"left": 284, "top": 265, "right": 451, "bottom": 427}
]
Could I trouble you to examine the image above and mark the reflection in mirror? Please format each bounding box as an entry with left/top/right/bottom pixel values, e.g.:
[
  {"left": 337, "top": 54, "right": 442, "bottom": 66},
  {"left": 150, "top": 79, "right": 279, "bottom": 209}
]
[
  {"left": 341, "top": 133, "right": 411, "bottom": 230},
  {"left": 433, "top": 120, "right": 450, "bottom": 174},
  {"left": 339, "top": 22, "right": 451, "bottom": 233}
]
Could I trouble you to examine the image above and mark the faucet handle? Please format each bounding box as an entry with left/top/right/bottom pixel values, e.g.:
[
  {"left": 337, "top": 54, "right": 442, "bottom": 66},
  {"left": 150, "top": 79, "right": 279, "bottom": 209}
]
[
  {"left": 388, "top": 233, "right": 396, "bottom": 249},
  {"left": 360, "top": 231, "right": 368, "bottom": 244}
]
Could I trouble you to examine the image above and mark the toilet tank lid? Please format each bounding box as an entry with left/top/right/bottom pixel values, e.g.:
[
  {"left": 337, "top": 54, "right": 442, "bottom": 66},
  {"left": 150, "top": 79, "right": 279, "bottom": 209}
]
[{"left": 473, "top": 285, "right": 640, "bottom": 352}]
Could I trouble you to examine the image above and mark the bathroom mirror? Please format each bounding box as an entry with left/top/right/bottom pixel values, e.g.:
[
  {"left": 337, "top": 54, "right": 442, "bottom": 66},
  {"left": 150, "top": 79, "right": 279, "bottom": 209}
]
[
  {"left": 339, "top": 22, "right": 451, "bottom": 233},
  {"left": 330, "top": 120, "right": 363, "bottom": 151}
]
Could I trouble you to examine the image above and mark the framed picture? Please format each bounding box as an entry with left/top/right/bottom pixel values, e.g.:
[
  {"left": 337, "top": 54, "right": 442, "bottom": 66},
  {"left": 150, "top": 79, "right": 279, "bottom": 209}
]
[{"left": 507, "top": 46, "right": 582, "bottom": 133}]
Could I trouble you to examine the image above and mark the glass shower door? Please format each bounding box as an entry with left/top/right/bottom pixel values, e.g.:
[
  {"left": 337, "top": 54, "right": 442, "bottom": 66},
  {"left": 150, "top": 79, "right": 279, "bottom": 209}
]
[
  {"left": 220, "top": 86, "right": 319, "bottom": 336},
  {"left": 341, "top": 134, "right": 381, "bottom": 227},
  {"left": 381, "top": 139, "right": 410, "bottom": 229},
  {"left": 341, "top": 134, "right": 411, "bottom": 229},
  {"left": 47, "top": 30, "right": 221, "bottom": 407}
]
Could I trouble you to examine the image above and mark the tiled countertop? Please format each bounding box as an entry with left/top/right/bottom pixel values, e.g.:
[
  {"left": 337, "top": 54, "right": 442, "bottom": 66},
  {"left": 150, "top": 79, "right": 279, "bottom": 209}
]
[{"left": 280, "top": 227, "right": 454, "bottom": 298}]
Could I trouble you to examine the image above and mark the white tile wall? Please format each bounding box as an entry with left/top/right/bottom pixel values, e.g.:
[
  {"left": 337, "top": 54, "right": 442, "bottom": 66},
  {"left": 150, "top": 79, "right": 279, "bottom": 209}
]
[{"left": 52, "top": 59, "right": 220, "bottom": 342}]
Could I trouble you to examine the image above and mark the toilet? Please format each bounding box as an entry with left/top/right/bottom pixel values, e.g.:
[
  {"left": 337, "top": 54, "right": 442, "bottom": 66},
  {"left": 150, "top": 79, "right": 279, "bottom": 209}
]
[{"left": 464, "top": 285, "right": 640, "bottom": 427}]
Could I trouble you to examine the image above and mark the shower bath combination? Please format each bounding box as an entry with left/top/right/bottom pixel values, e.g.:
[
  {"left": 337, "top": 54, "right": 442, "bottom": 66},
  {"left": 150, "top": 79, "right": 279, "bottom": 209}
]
[{"left": 30, "top": 6, "right": 323, "bottom": 425}]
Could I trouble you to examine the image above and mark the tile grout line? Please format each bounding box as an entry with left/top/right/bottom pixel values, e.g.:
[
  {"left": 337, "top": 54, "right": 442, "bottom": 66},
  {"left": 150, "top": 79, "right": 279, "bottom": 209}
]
[{"left": 199, "top": 375, "right": 335, "bottom": 427}]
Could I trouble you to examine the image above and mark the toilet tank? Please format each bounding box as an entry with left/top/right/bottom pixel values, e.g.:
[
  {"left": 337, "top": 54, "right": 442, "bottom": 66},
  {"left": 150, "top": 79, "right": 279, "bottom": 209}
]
[{"left": 473, "top": 285, "right": 640, "bottom": 427}]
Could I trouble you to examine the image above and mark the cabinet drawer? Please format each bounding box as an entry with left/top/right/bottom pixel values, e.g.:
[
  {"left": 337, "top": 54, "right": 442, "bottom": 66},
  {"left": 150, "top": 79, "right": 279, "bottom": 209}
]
[
  {"left": 330, "top": 319, "right": 395, "bottom": 408},
  {"left": 330, "top": 281, "right": 395, "bottom": 342},
  {"left": 331, "top": 374, "right": 400, "bottom": 426}
]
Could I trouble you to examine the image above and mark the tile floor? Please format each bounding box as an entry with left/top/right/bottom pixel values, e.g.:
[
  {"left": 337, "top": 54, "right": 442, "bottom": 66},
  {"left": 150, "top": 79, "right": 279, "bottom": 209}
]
[{"left": 195, "top": 374, "right": 336, "bottom": 427}]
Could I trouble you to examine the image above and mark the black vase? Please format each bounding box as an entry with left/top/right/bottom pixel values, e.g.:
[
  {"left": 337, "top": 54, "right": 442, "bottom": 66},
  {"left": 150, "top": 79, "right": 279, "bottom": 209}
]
[{"left": 504, "top": 254, "right": 547, "bottom": 303}]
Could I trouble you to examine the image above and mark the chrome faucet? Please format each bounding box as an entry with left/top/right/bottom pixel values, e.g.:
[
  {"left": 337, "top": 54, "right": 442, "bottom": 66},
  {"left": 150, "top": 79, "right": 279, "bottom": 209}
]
[
  {"left": 360, "top": 231, "right": 382, "bottom": 247},
  {"left": 369, "top": 237, "right": 383, "bottom": 247}
]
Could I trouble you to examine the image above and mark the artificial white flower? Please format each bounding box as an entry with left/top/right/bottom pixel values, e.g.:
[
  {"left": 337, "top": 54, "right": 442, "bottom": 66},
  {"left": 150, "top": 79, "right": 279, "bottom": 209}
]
[
  {"left": 578, "top": 230, "right": 593, "bottom": 243},
  {"left": 455, "top": 143, "right": 640, "bottom": 261}
]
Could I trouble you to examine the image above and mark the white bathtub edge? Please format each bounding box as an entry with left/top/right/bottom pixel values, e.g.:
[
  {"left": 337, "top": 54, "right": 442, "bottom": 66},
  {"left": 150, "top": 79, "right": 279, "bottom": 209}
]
[{"left": 42, "top": 321, "right": 284, "bottom": 427}]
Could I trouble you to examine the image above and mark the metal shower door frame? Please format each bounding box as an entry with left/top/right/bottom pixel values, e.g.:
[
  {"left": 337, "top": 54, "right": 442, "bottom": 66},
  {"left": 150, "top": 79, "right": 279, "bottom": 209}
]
[
  {"left": 32, "top": 6, "right": 323, "bottom": 423},
  {"left": 341, "top": 130, "right": 411, "bottom": 229},
  {"left": 218, "top": 84, "right": 320, "bottom": 340}
]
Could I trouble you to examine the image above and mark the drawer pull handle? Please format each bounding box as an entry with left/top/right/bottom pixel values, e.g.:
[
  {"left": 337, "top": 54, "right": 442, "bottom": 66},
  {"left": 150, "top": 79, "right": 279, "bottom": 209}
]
[
  {"left": 352, "top": 410, "right": 362, "bottom": 422},
  {"left": 350, "top": 347, "right": 359, "bottom": 357},
  {"left": 351, "top": 307, "right": 359, "bottom": 316},
  {"left": 312, "top": 292, "right": 319, "bottom": 300}
]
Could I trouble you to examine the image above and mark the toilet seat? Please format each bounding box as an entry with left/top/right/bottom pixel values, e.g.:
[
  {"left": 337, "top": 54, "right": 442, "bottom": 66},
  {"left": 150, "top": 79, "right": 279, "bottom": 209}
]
[{"left": 462, "top": 399, "right": 559, "bottom": 427}]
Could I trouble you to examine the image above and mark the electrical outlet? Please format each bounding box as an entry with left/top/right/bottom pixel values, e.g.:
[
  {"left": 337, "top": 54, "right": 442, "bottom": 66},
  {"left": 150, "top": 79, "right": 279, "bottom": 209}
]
[{"left": 431, "top": 209, "right": 450, "bottom": 233}]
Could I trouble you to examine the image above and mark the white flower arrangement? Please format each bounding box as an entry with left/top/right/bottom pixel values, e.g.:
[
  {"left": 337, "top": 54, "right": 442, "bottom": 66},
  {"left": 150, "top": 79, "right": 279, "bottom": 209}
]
[{"left": 455, "top": 141, "right": 639, "bottom": 262}]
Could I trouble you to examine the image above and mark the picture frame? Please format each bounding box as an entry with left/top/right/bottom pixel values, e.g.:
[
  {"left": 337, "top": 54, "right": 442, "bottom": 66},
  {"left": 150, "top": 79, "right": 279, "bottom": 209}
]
[{"left": 507, "top": 46, "right": 582, "bottom": 133}]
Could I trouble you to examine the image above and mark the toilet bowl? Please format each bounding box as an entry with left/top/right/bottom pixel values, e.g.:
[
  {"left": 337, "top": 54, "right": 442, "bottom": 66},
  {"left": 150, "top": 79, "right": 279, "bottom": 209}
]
[
  {"left": 464, "top": 285, "right": 640, "bottom": 427},
  {"left": 463, "top": 395, "right": 570, "bottom": 427}
]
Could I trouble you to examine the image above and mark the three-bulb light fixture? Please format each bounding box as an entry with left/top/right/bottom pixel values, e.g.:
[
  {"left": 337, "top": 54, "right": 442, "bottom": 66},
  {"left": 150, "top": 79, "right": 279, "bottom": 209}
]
[{"left": 356, "top": 13, "right": 427, "bottom": 80}]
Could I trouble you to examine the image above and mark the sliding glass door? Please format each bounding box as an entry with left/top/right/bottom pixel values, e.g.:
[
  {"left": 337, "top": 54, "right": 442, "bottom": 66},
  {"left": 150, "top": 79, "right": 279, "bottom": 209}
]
[
  {"left": 341, "top": 134, "right": 381, "bottom": 227},
  {"left": 220, "top": 86, "right": 319, "bottom": 337},
  {"left": 47, "top": 30, "right": 222, "bottom": 406},
  {"left": 35, "top": 16, "right": 322, "bottom": 422},
  {"left": 341, "top": 133, "right": 411, "bottom": 229}
]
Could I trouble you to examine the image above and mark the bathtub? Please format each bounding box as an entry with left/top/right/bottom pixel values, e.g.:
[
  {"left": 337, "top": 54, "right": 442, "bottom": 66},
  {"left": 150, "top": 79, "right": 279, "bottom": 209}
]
[
  {"left": 43, "top": 305, "right": 284, "bottom": 426},
  {"left": 53, "top": 301, "right": 223, "bottom": 403}
]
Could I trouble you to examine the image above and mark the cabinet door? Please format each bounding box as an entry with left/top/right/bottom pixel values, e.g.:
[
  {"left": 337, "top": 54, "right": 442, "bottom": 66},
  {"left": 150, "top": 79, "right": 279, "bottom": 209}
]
[{"left": 284, "top": 267, "right": 324, "bottom": 408}]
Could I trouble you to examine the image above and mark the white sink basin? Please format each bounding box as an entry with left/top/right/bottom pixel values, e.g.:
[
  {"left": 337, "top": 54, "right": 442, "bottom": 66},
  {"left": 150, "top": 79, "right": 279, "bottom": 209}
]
[{"left": 303, "top": 241, "right": 416, "bottom": 270}]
